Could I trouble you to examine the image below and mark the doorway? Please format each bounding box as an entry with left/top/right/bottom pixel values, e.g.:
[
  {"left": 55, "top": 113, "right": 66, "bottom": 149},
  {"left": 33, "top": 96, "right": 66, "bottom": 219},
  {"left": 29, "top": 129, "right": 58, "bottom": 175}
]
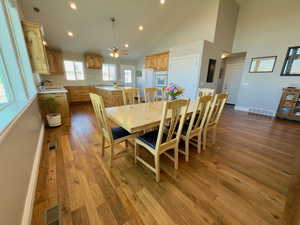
[
  {"left": 120, "top": 65, "right": 135, "bottom": 87},
  {"left": 222, "top": 53, "right": 246, "bottom": 105}
]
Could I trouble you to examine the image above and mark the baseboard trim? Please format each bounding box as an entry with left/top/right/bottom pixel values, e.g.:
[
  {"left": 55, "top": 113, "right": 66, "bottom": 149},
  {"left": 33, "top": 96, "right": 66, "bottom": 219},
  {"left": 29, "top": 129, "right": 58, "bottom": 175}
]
[
  {"left": 21, "top": 123, "right": 45, "bottom": 225},
  {"left": 234, "top": 106, "right": 249, "bottom": 112}
]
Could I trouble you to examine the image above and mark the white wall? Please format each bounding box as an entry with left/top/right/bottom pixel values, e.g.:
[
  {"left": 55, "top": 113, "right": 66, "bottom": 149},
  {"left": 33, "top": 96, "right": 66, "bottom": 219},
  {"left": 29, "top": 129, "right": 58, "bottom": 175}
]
[
  {"left": 232, "top": 0, "right": 300, "bottom": 114},
  {"left": 199, "top": 41, "right": 224, "bottom": 91},
  {"left": 40, "top": 51, "right": 136, "bottom": 86},
  {"left": 214, "top": 0, "right": 239, "bottom": 52}
]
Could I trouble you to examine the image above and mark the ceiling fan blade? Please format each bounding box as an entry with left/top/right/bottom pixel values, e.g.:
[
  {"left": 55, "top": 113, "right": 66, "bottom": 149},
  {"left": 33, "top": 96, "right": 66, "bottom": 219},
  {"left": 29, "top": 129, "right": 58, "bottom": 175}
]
[{"left": 119, "top": 50, "right": 128, "bottom": 55}]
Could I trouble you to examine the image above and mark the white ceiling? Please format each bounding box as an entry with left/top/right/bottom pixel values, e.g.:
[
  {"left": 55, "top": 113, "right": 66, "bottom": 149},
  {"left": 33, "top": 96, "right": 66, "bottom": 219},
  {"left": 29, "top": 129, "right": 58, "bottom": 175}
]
[{"left": 19, "top": 0, "right": 215, "bottom": 60}]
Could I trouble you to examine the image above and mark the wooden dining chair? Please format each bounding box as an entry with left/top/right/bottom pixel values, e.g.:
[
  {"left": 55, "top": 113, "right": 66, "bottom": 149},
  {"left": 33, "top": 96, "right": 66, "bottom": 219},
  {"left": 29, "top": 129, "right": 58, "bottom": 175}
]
[
  {"left": 180, "top": 96, "right": 212, "bottom": 161},
  {"left": 198, "top": 88, "right": 215, "bottom": 97},
  {"left": 135, "top": 99, "right": 190, "bottom": 182},
  {"left": 122, "top": 88, "right": 141, "bottom": 105},
  {"left": 203, "top": 93, "right": 229, "bottom": 150},
  {"left": 161, "top": 87, "right": 168, "bottom": 100},
  {"left": 144, "top": 88, "right": 158, "bottom": 103},
  {"left": 89, "top": 93, "right": 134, "bottom": 167}
]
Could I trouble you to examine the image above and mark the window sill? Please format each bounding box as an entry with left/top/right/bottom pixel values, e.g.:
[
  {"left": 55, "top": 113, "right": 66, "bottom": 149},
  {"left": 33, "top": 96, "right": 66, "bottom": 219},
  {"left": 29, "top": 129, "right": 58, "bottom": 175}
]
[{"left": 0, "top": 95, "right": 37, "bottom": 143}]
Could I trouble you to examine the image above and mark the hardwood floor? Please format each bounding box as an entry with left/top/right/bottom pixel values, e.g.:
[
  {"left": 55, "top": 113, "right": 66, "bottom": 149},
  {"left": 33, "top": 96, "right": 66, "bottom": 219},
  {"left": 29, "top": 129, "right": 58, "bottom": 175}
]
[{"left": 31, "top": 103, "right": 300, "bottom": 225}]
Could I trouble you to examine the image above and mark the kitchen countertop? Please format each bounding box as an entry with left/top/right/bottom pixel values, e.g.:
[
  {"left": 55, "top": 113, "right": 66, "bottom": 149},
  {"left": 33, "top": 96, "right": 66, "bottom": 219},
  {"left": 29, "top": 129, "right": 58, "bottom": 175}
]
[
  {"left": 38, "top": 88, "right": 68, "bottom": 94},
  {"left": 95, "top": 86, "right": 133, "bottom": 92}
]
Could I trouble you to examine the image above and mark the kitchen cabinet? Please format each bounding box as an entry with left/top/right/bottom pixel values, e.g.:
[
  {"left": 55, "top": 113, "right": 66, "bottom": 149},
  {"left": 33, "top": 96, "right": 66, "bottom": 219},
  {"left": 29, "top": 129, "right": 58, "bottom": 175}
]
[
  {"left": 144, "top": 52, "right": 169, "bottom": 71},
  {"left": 22, "top": 20, "right": 49, "bottom": 74},
  {"left": 85, "top": 53, "right": 103, "bottom": 69},
  {"left": 38, "top": 92, "right": 70, "bottom": 126},
  {"left": 64, "top": 86, "right": 93, "bottom": 103},
  {"left": 46, "top": 48, "right": 65, "bottom": 75}
]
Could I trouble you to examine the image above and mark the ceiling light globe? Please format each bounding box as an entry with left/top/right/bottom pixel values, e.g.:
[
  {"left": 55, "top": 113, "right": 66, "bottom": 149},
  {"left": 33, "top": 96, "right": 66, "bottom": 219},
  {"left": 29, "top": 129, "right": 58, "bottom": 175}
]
[
  {"left": 160, "top": 0, "right": 166, "bottom": 4},
  {"left": 69, "top": 1, "right": 77, "bottom": 10},
  {"left": 138, "top": 25, "right": 144, "bottom": 31}
]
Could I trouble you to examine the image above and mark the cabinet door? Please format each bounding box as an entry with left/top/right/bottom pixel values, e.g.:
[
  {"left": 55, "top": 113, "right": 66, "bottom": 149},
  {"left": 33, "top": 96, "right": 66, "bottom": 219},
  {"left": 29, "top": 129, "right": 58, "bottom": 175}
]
[
  {"left": 144, "top": 56, "right": 151, "bottom": 68},
  {"left": 161, "top": 53, "right": 169, "bottom": 71},
  {"left": 85, "top": 54, "right": 102, "bottom": 69},
  {"left": 46, "top": 48, "right": 64, "bottom": 75},
  {"left": 22, "top": 21, "right": 49, "bottom": 74}
]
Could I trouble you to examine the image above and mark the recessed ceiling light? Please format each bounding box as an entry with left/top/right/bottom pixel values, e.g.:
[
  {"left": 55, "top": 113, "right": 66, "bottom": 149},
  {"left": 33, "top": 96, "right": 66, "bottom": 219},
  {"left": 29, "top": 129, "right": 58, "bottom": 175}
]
[
  {"left": 69, "top": 1, "right": 77, "bottom": 10},
  {"left": 160, "top": 0, "right": 166, "bottom": 4},
  {"left": 124, "top": 44, "right": 129, "bottom": 48},
  {"left": 138, "top": 25, "right": 144, "bottom": 31},
  {"left": 43, "top": 40, "right": 47, "bottom": 46},
  {"left": 67, "top": 31, "right": 74, "bottom": 37}
]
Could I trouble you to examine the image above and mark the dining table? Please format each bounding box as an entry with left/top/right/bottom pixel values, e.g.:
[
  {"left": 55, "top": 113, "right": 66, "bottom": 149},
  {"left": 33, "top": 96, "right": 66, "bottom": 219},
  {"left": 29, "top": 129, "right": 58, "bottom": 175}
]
[{"left": 106, "top": 100, "right": 196, "bottom": 133}]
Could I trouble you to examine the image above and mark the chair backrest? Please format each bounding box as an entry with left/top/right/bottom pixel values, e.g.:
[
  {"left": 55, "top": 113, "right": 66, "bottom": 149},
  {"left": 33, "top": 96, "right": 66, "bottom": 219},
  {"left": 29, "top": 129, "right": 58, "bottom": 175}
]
[
  {"left": 206, "top": 93, "right": 228, "bottom": 126},
  {"left": 144, "top": 88, "right": 158, "bottom": 103},
  {"left": 122, "top": 88, "right": 140, "bottom": 105},
  {"left": 198, "top": 88, "right": 215, "bottom": 97},
  {"left": 161, "top": 87, "right": 168, "bottom": 100},
  {"left": 89, "top": 93, "right": 113, "bottom": 143},
  {"left": 155, "top": 99, "right": 190, "bottom": 151},
  {"left": 186, "top": 96, "right": 212, "bottom": 137}
]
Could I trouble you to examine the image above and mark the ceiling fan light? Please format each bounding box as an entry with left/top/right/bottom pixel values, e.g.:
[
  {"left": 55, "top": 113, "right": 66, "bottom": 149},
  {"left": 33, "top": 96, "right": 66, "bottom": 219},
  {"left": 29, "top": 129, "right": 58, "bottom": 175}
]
[
  {"left": 110, "top": 53, "right": 114, "bottom": 57},
  {"left": 69, "top": 1, "right": 77, "bottom": 10},
  {"left": 115, "top": 53, "right": 119, "bottom": 58}
]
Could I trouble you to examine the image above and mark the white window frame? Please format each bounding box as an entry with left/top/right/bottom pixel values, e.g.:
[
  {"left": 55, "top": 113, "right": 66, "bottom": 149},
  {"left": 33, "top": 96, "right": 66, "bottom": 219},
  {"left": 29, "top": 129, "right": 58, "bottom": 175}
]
[
  {"left": 64, "top": 60, "right": 85, "bottom": 81},
  {"left": 102, "top": 64, "right": 117, "bottom": 81}
]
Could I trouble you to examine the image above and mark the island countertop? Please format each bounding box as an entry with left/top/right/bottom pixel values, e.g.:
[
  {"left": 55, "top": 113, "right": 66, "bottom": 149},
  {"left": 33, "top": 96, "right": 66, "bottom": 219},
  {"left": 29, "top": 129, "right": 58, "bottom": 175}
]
[{"left": 95, "top": 86, "right": 133, "bottom": 92}]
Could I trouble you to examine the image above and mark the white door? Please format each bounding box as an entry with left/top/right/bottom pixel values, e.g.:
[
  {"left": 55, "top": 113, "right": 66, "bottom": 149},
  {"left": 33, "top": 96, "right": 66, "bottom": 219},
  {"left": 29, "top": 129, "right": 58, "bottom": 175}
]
[
  {"left": 120, "top": 65, "right": 135, "bottom": 87},
  {"left": 168, "top": 55, "right": 201, "bottom": 99},
  {"left": 223, "top": 63, "right": 244, "bottom": 104}
]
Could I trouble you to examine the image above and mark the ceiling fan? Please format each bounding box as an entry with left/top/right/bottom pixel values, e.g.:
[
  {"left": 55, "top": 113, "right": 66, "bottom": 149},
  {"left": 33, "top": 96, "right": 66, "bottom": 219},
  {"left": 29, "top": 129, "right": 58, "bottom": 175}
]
[{"left": 106, "top": 17, "right": 128, "bottom": 58}]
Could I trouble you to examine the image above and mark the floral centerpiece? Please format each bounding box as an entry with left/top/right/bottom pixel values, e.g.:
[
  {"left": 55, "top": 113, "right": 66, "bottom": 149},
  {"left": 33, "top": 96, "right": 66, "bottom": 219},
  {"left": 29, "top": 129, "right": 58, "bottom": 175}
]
[{"left": 165, "top": 83, "right": 184, "bottom": 100}]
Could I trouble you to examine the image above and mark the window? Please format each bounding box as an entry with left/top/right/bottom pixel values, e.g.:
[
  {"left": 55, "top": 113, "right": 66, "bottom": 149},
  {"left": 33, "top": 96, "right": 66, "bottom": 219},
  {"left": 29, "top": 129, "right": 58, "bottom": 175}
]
[
  {"left": 103, "top": 64, "right": 117, "bottom": 81},
  {"left": 124, "top": 69, "right": 132, "bottom": 83},
  {"left": 249, "top": 56, "right": 277, "bottom": 73},
  {"left": 281, "top": 47, "right": 300, "bottom": 76},
  {"left": 64, "top": 60, "right": 84, "bottom": 80},
  {"left": 0, "top": 77, "right": 9, "bottom": 107}
]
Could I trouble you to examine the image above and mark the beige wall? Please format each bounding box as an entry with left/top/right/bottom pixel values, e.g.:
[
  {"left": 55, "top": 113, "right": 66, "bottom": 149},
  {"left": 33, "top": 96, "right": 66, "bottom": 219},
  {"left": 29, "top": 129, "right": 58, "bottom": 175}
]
[
  {"left": 0, "top": 98, "right": 42, "bottom": 225},
  {"left": 232, "top": 0, "right": 300, "bottom": 114},
  {"left": 214, "top": 0, "right": 239, "bottom": 52},
  {"left": 40, "top": 51, "right": 136, "bottom": 86}
]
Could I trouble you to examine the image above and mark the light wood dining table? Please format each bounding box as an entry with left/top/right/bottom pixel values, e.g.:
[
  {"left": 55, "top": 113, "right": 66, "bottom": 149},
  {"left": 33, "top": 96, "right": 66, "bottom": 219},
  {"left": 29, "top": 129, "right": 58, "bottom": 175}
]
[{"left": 106, "top": 100, "right": 196, "bottom": 133}]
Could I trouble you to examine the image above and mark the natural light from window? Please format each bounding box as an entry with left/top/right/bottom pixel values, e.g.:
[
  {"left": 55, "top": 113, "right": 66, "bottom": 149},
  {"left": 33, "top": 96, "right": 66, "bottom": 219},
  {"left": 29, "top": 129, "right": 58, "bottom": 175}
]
[
  {"left": 0, "top": 80, "right": 8, "bottom": 105},
  {"left": 64, "top": 60, "right": 84, "bottom": 80},
  {"left": 103, "top": 64, "right": 117, "bottom": 81},
  {"left": 124, "top": 69, "right": 132, "bottom": 83}
]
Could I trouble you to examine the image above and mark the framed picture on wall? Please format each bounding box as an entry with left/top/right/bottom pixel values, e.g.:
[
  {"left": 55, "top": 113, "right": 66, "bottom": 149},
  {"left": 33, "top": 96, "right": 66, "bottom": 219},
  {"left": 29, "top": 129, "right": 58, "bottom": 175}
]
[
  {"left": 206, "top": 59, "right": 217, "bottom": 83},
  {"left": 281, "top": 46, "right": 300, "bottom": 76},
  {"left": 249, "top": 56, "right": 277, "bottom": 73}
]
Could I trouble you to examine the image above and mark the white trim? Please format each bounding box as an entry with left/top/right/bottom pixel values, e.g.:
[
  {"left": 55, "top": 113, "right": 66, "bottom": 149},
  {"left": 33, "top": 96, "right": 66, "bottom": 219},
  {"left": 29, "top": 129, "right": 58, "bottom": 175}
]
[
  {"left": 21, "top": 122, "right": 45, "bottom": 225},
  {"left": 0, "top": 94, "right": 37, "bottom": 143},
  {"left": 234, "top": 106, "right": 249, "bottom": 112}
]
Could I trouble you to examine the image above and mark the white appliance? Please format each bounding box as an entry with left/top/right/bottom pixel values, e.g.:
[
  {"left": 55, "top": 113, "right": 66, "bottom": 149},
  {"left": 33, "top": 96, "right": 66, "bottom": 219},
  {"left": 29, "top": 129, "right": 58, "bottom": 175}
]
[
  {"left": 168, "top": 54, "right": 201, "bottom": 99},
  {"left": 136, "top": 69, "right": 156, "bottom": 97}
]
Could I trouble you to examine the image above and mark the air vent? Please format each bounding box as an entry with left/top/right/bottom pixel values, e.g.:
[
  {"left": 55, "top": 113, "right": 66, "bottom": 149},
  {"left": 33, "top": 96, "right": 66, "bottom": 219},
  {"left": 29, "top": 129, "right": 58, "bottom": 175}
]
[
  {"left": 45, "top": 205, "right": 60, "bottom": 225},
  {"left": 48, "top": 140, "right": 58, "bottom": 151}
]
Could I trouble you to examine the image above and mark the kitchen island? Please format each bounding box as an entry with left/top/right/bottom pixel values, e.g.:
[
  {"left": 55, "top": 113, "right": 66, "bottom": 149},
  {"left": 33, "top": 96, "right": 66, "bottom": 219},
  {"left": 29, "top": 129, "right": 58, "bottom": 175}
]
[{"left": 94, "top": 86, "right": 133, "bottom": 107}]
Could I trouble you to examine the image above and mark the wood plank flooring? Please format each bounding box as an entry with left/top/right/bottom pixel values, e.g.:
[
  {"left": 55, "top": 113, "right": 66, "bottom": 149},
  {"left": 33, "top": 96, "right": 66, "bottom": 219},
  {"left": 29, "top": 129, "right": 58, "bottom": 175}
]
[{"left": 31, "top": 103, "right": 300, "bottom": 225}]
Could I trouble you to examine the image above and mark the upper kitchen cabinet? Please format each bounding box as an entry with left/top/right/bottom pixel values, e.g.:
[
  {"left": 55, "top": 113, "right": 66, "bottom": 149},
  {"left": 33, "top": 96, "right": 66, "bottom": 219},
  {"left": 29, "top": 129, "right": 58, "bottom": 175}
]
[
  {"left": 22, "top": 20, "right": 49, "bottom": 74},
  {"left": 85, "top": 53, "right": 103, "bottom": 69},
  {"left": 144, "top": 52, "right": 169, "bottom": 71},
  {"left": 46, "top": 48, "right": 65, "bottom": 75}
]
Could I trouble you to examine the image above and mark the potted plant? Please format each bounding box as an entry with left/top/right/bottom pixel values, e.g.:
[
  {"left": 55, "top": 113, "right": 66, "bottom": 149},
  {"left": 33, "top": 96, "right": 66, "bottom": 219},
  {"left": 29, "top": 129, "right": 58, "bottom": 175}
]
[
  {"left": 165, "top": 83, "right": 184, "bottom": 100},
  {"left": 40, "top": 97, "right": 62, "bottom": 127}
]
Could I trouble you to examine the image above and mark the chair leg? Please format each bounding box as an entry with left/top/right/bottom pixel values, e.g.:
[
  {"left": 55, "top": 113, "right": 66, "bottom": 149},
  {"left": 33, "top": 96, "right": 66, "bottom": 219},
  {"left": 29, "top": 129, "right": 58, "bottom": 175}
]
[
  {"left": 197, "top": 133, "right": 202, "bottom": 154},
  {"left": 185, "top": 139, "right": 189, "bottom": 162},
  {"left": 134, "top": 141, "right": 137, "bottom": 164},
  {"left": 203, "top": 128, "right": 207, "bottom": 150},
  {"left": 212, "top": 126, "right": 217, "bottom": 145},
  {"left": 155, "top": 155, "right": 160, "bottom": 182},
  {"left": 109, "top": 145, "right": 114, "bottom": 168},
  {"left": 174, "top": 147, "right": 179, "bottom": 170},
  {"left": 101, "top": 135, "right": 105, "bottom": 157}
]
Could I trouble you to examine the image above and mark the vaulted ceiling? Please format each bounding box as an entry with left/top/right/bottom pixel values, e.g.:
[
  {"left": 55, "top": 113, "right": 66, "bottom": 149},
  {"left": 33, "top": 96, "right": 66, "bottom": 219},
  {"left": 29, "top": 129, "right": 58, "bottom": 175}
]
[{"left": 18, "top": 0, "right": 238, "bottom": 60}]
